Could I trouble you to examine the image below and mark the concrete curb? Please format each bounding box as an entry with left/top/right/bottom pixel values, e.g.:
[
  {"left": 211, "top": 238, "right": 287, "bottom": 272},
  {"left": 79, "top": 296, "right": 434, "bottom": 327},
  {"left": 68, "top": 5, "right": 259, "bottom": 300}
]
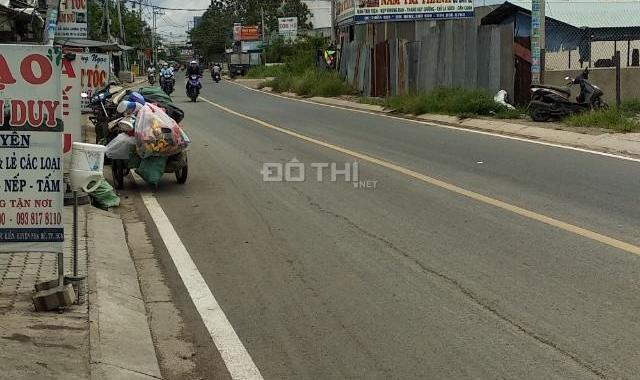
[
  {"left": 307, "top": 96, "right": 640, "bottom": 159},
  {"left": 87, "top": 208, "right": 162, "bottom": 380},
  {"left": 235, "top": 79, "right": 640, "bottom": 159}
]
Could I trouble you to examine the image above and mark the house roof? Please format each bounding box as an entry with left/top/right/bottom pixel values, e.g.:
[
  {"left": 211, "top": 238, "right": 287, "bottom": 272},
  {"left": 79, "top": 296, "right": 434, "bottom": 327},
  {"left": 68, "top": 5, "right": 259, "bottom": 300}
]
[
  {"left": 54, "top": 39, "right": 133, "bottom": 52},
  {"left": 482, "top": 1, "right": 640, "bottom": 29}
]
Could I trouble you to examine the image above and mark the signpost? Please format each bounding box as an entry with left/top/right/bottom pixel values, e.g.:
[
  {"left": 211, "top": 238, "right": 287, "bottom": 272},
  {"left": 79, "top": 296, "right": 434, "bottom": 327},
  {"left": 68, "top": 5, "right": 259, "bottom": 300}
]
[
  {"left": 278, "top": 17, "right": 298, "bottom": 42},
  {"left": 77, "top": 53, "right": 111, "bottom": 112},
  {"left": 337, "top": 0, "right": 474, "bottom": 24},
  {"left": 55, "top": 0, "right": 88, "bottom": 39},
  {"left": 531, "top": 0, "right": 545, "bottom": 84},
  {"left": 0, "top": 45, "right": 65, "bottom": 270}
]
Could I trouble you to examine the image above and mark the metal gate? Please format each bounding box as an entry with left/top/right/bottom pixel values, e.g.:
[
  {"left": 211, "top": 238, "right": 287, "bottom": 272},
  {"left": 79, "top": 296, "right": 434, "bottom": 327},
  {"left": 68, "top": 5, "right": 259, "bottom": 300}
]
[{"left": 373, "top": 41, "right": 389, "bottom": 97}]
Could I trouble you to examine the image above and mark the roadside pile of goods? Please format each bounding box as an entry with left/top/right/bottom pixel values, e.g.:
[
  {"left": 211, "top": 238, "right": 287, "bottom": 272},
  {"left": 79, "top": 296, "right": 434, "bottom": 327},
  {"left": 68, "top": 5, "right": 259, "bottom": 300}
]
[{"left": 102, "top": 88, "right": 190, "bottom": 188}]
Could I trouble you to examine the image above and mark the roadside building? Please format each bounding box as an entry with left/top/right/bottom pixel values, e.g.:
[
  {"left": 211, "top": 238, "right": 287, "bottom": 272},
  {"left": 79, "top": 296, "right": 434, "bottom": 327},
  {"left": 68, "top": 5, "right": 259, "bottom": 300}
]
[
  {"left": 0, "top": 0, "right": 44, "bottom": 43},
  {"left": 482, "top": 1, "right": 640, "bottom": 104}
]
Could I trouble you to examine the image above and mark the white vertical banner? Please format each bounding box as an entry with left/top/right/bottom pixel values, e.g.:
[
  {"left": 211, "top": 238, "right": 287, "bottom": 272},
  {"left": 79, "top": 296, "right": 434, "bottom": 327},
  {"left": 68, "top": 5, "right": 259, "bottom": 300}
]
[{"left": 0, "top": 45, "right": 65, "bottom": 252}]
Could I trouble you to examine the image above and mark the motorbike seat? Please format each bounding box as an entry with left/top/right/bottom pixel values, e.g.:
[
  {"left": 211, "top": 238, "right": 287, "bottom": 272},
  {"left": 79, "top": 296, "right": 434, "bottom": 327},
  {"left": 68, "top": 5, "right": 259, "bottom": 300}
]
[{"left": 533, "top": 84, "right": 571, "bottom": 96}]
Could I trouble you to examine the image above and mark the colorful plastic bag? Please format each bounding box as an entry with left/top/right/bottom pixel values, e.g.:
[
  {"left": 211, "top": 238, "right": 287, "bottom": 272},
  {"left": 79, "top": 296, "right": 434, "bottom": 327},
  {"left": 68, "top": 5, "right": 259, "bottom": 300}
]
[{"left": 135, "top": 103, "right": 190, "bottom": 158}]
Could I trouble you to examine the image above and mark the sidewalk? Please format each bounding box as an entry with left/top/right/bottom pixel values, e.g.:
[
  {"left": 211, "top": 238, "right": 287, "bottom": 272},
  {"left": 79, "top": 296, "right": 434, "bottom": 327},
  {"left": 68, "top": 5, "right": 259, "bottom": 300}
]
[
  {"left": 238, "top": 78, "right": 640, "bottom": 158},
  {"left": 0, "top": 205, "right": 90, "bottom": 380},
  {"left": 0, "top": 204, "right": 162, "bottom": 380},
  {"left": 308, "top": 96, "right": 640, "bottom": 158}
]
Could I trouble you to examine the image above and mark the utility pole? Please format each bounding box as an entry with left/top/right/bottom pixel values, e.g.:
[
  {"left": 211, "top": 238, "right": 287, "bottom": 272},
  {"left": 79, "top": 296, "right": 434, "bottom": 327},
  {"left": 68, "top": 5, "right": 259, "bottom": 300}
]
[
  {"left": 152, "top": 7, "right": 163, "bottom": 69},
  {"left": 116, "top": 0, "right": 127, "bottom": 69},
  {"left": 261, "top": 6, "right": 266, "bottom": 46},
  {"left": 330, "top": 0, "right": 336, "bottom": 44},
  {"left": 152, "top": 7, "right": 157, "bottom": 69},
  {"left": 105, "top": 0, "right": 111, "bottom": 41}
]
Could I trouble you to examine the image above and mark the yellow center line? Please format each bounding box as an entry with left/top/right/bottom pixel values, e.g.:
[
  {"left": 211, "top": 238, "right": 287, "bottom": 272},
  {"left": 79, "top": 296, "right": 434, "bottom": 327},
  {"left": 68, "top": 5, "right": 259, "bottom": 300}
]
[{"left": 199, "top": 95, "right": 640, "bottom": 257}]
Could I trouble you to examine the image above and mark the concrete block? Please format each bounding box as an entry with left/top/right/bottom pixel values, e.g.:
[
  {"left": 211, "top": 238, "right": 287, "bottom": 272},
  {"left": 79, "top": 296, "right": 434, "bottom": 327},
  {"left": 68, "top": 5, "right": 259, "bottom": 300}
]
[{"left": 32, "top": 284, "right": 75, "bottom": 311}]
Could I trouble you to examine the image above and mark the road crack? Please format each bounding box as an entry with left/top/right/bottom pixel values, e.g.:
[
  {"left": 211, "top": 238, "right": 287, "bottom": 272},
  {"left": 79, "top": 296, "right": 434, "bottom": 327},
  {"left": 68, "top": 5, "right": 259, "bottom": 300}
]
[{"left": 298, "top": 190, "right": 607, "bottom": 379}]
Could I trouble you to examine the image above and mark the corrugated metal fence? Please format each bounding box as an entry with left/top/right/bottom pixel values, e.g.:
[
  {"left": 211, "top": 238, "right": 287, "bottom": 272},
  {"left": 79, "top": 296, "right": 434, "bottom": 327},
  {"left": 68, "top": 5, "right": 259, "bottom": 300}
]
[{"left": 339, "top": 20, "right": 514, "bottom": 97}]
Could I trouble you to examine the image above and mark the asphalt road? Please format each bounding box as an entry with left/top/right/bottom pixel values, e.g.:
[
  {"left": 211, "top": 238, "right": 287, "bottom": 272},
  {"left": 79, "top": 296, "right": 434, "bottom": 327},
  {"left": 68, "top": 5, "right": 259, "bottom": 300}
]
[{"left": 138, "top": 76, "right": 640, "bottom": 380}]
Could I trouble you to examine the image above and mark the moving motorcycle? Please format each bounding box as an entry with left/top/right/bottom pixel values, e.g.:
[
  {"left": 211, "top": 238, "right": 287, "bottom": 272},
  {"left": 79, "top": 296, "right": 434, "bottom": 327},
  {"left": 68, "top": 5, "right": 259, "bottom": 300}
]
[
  {"left": 528, "top": 68, "right": 607, "bottom": 122},
  {"left": 147, "top": 68, "right": 156, "bottom": 85},
  {"left": 186, "top": 75, "right": 201, "bottom": 102},
  {"left": 160, "top": 71, "right": 175, "bottom": 95},
  {"left": 212, "top": 71, "right": 221, "bottom": 83}
]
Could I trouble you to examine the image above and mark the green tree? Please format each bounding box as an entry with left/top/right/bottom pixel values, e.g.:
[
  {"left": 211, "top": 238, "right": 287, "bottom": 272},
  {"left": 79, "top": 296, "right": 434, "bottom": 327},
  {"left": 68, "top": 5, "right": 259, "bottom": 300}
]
[
  {"left": 87, "top": 0, "right": 151, "bottom": 48},
  {"left": 189, "top": 0, "right": 312, "bottom": 59}
]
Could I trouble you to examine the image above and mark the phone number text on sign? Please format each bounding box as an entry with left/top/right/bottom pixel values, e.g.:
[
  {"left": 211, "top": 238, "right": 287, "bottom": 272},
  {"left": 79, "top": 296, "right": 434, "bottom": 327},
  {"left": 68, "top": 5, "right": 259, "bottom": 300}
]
[{"left": 0, "top": 45, "right": 65, "bottom": 251}]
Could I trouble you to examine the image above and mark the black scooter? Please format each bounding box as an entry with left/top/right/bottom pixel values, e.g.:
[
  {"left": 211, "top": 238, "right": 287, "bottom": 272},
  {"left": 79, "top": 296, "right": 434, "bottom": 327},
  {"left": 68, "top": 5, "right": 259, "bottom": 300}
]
[
  {"left": 84, "top": 84, "right": 119, "bottom": 144},
  {"left": 528, "top": 68, "right": 607, "bottom": 122},
  {"left": 212, "top": 71, "right": 221, "bottom": 83}
]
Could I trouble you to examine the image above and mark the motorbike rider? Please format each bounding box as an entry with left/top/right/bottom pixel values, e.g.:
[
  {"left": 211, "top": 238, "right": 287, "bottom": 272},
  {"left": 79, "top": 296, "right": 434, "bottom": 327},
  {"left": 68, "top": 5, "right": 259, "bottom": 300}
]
[
  {"left": 212, "top": 62, "right": 221, "bottom": 80},
  {"left": 160, "top": 63, "right": 174, "bottom": 86},
  {"left": 186, "top": 60, "right": 202, "bottom": 91}
]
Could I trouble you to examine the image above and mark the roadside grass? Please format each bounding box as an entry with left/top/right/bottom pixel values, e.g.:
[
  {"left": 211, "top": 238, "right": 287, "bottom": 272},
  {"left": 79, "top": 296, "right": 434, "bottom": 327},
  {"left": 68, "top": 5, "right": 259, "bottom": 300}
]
[
  {"left": 565, "top": 106, "right": 640, "bottom": 132},
  {"left": 248, "top": 36, "right": 355, "bottom": 97},
  {"left": 621, "top": 99, "right": 640, "bottom": 115},
  {"left": 360, "top": 88, "right": 524, "bottom": 119},
  {"left": 263, "top": 69, "right": 355, "bottom": 97},
  {"left": 246, "top": 64, "right": 285, "bottom": 78}
]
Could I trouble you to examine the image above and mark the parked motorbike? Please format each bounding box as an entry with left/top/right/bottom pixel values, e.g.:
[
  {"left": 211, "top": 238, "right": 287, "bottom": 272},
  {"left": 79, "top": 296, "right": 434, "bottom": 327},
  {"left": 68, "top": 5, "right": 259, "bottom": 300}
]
[
  {"left": 527, "top": 68, "right": 607, "bottom": 122},
  {"left": 83, "top": 84, "right": 122, "bottom": 144},
  {"left": 186, "top": 75, "right": 201, "bottom": 102}
]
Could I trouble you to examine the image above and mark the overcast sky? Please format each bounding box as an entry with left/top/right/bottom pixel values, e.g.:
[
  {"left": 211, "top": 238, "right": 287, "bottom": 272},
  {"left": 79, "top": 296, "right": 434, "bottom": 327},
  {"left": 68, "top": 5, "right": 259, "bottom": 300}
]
[
  {"left": 134, "top": 0, "right": 549, "bottom": 44},
  {"left": 132, "top": 0, "right": 210, "bottom": 44}
]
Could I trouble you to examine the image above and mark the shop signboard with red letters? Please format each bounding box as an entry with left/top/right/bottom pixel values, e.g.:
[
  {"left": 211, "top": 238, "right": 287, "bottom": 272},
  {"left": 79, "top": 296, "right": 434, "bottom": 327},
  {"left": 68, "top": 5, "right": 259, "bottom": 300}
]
[{"left": 0, "top": 45, "right": 64, "bottom": 252}]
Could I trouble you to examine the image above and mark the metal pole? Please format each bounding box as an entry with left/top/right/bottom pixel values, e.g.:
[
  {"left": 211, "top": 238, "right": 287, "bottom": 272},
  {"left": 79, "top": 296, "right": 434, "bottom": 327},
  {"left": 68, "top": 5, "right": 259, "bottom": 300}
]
[
  {"left": 331, "top": 0, "right": 336, "bottom": 43},
  {"left": 615, "top": 50, "right": 621, "bottom": 108},
  {"left": 116, "top": 0, "right": 127, "bottom": 69},
  {"left": 152, "top": 8, "right": 157, "bottom": 70},
  {"left": 106, "top": 0, "right": 111, "bottom": 41},
  {"left": 540, "top": 0, "right": 545, "bottom": 84},
  {"left": 261, "top": 6, "right": 266, "bottom": 46},
  {"left": 73, "top": 190, "right": 78, "bottom": 277}
]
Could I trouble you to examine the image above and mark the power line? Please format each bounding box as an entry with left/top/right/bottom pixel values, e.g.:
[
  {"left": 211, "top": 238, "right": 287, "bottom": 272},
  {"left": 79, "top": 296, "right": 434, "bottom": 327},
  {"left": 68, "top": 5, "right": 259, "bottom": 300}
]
[{"left": 125, "top": 0, "right": 209, "bottom": 12}]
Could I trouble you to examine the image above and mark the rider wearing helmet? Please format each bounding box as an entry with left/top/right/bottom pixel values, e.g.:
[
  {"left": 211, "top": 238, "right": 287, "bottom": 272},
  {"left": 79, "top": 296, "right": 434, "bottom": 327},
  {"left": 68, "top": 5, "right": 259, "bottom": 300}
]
[
  {"left": 186, "top": 60, "right": 202, "bottom": 92},
  {"left": 160, "top": 63, "right": 173, "bottom": 85}
]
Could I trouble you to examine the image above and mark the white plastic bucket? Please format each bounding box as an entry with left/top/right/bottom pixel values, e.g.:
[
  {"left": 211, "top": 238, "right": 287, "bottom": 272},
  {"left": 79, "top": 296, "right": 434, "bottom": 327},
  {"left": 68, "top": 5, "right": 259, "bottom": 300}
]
[{"left": 70, "top": 142, "right": 106, "bottom": 193}]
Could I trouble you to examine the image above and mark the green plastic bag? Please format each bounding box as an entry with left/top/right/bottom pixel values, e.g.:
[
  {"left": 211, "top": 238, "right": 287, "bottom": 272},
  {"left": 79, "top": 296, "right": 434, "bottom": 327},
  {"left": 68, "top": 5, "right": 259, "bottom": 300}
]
[
  {"left": 128, "top": 146, "right": 141, "bottom": 169},
  {"left": 136, "top": 156, "right": 167, "bottom": 186},
  {"left": 91, "top": 180, "right": 120, "bottom": 208}
]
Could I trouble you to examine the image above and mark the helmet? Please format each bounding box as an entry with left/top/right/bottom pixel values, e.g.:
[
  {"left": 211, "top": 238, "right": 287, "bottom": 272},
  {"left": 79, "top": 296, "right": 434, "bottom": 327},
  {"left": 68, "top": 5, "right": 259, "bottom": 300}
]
[
  {"left": 190, "top": 60, "right": 197, "bottom": 65},
  {"left": 128, "top": 91, "right": 146, "bottom": 106},
  {"left": 163, "top": 63, "right": 168, "bottom": 67}
]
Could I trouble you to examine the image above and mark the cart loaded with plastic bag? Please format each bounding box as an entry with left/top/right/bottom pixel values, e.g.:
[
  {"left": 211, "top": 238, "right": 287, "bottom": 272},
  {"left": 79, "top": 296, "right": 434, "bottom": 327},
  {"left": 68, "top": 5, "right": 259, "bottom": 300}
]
[{"left": 103, "top": 88, "right": 190, "bottom": 189}]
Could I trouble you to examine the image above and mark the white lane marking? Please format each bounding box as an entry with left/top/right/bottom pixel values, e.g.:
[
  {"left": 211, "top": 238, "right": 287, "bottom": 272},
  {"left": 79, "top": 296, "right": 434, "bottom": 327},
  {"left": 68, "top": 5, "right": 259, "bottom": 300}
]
[
  {"left": 132, "top": 174, "right": 263, "bottom": 380},
  {"left": 225, "top": 80, "right": 640, "bottom": 163},
  {"left": 199, "top": 95, "right": 640, "bottom": 258}
]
